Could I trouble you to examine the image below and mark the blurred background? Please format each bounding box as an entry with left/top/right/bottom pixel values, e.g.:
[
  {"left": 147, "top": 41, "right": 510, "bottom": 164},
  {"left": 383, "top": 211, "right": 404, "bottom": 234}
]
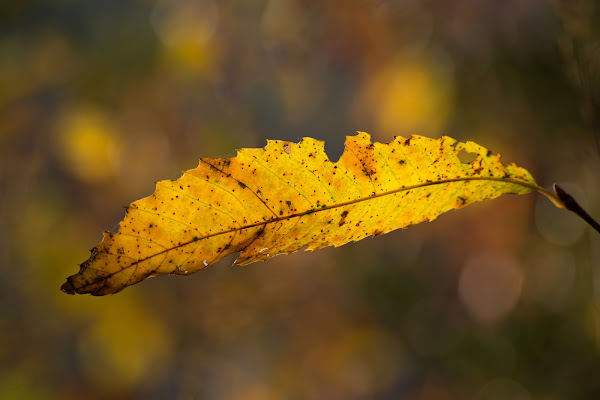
[{"left": 2, "top": 0, "right": 600, "bottom": 398}]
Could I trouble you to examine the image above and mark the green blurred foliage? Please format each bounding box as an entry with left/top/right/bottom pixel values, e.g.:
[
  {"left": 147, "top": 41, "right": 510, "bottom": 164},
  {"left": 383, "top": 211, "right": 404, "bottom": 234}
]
[{"left": 1, "top": 0, "right": 600, "bottom": 399}]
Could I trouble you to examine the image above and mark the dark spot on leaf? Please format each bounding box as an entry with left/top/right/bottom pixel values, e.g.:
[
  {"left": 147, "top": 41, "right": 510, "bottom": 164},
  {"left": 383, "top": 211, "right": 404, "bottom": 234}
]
[{"left": 339, "top": 210, "right": 349, "bottom": 227}]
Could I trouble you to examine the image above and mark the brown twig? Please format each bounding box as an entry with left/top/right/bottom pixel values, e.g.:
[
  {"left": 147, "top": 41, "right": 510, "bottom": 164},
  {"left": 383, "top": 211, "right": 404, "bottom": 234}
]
[{"left": 553, "top": 184, "right": 600, "bottom": 234}]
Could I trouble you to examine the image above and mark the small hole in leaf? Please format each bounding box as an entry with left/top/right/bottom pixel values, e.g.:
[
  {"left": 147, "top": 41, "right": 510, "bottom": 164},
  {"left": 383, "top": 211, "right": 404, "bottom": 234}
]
[{"left": 458, "top": 149, "right": 478, "bottom": 164}]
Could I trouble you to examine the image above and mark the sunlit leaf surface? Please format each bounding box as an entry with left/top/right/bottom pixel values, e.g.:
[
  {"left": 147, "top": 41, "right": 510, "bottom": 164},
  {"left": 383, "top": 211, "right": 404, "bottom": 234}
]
[{"left": 63, "top": 132, "right": 537, "bottom": 295}]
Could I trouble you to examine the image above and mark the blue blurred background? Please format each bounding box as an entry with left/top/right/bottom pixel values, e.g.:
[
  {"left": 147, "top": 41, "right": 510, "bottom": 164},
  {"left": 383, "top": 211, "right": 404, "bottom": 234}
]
[{"left": 2, "top": 0, "right": 600, "bottom": 398}]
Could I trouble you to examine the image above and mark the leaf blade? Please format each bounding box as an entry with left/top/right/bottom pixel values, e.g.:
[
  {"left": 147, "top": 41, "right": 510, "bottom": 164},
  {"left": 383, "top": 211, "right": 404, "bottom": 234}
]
[{"left": 62, "top": 132, "right": 538, "bottom": 295}]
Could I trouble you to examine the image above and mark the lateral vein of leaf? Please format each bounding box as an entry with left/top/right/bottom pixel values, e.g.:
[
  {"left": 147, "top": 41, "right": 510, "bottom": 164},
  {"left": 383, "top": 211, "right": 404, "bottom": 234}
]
[
  {"left": 375, "top": 147, "right": 400, "bottom": 186},
  {"left": 201, "top": 159, "right": 279, "bottom": 218},
  {"left": 347, "top": 146, "right": 377, "bottom": 194},
  {"left": 186, "top": 163, "right": 253, "bottom": 221},
  {"left": 266, "top": 215, "right": 303, "bottom": 254},
  {"left": 203, "top": 228, "right": 238, "bottom": 267},
  {"left": 156, "top": 181, "right": 238, "bottom": 221},
  {"left": 287, "top": 152, "right": 337, "bottom": 203},
  {"left": 249, "top": 154, "right": 318, "bottom": 209},
  {"left": 113, "top": 231, "right": 169, "bottom": 251},
  {"left": 128, "top": 206, "right": 203, "bottom": 237}
]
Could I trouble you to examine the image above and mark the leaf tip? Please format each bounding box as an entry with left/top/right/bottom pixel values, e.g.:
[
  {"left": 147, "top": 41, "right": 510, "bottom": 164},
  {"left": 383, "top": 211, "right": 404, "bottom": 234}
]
[{"left": 60, "top": 279, "right": 76, "bottom": 295}]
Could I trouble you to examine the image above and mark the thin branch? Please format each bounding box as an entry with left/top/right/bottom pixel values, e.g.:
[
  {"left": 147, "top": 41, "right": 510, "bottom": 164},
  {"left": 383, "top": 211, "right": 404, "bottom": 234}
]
[{"left": 553, "top": 184, "right": 600, "bottom": 234}]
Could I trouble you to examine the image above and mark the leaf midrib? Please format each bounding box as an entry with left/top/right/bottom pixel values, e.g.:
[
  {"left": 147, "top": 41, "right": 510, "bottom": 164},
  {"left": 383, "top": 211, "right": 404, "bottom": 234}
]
[{"left": 101, "top": 176, "right": 549, "bottom": 276}]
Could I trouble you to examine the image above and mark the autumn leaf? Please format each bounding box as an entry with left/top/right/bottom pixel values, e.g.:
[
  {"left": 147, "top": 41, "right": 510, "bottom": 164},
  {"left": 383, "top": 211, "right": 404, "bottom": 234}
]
[{"left": 61, "top": 132, "right": 593, "bottom": 296}]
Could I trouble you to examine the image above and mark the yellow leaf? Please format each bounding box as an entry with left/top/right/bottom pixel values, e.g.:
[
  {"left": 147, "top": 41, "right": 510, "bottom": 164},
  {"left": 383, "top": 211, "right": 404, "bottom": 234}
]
[{"left": 62, "top": 132, "right": 559, "bottom": 295}]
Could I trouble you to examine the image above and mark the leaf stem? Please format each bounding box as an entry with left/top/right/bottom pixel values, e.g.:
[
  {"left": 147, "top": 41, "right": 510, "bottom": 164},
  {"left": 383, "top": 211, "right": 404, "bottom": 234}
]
[
  {"left": 460, "top": 177, "right": 600, "bottom": 235},
  {"left": 552, "top": 184, "right": 600, "bottom": 234}
]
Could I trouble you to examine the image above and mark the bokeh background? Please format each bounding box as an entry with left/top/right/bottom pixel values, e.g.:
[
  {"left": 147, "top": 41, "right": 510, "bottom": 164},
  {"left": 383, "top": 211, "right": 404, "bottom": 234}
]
[{"left": 2, "top": 0, "right": 600, "bottom": 399}]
